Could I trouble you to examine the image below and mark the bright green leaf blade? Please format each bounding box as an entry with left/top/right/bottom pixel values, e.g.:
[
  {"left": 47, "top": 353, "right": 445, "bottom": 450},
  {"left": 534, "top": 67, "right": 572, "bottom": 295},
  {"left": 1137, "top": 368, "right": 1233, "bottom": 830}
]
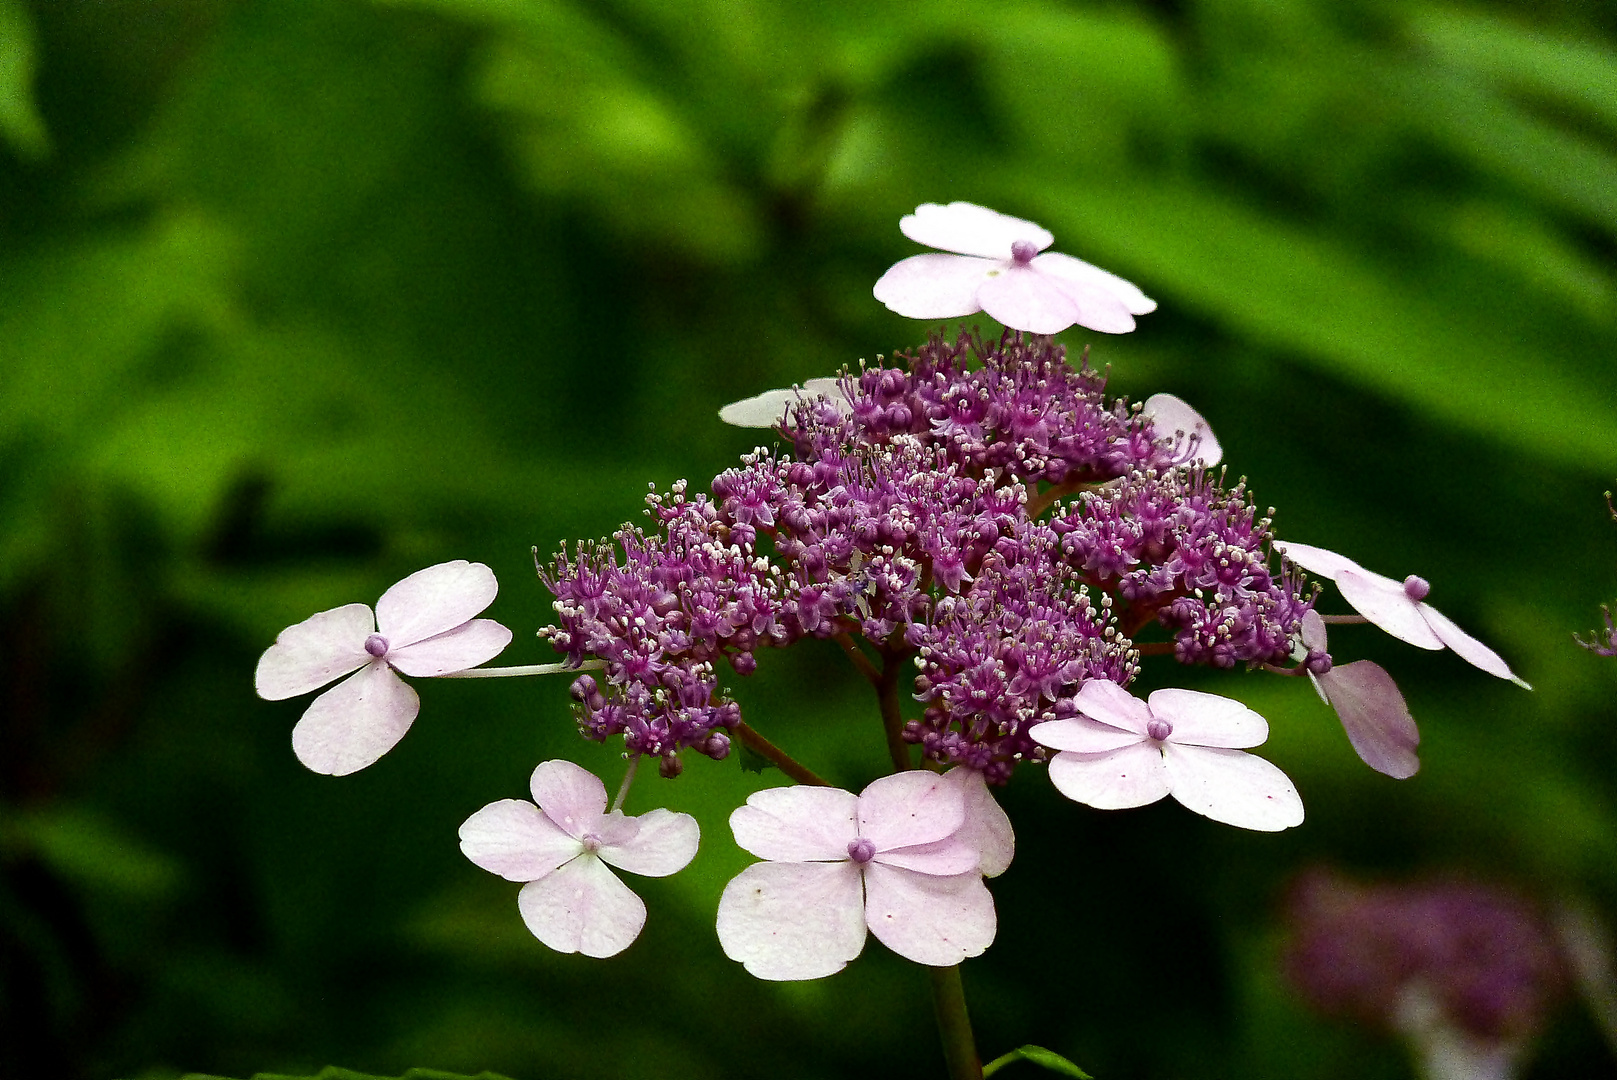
[
  {"left": 0, "top": 0, "right": 49, "bottom": 158},
  {"left": 983, "top": 1044, "right": 1095, "bottom": 1079}
]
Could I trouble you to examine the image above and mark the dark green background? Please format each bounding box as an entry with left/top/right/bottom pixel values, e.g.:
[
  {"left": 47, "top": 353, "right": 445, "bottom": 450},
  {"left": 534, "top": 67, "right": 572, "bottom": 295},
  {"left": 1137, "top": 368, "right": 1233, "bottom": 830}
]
[{"left": 3, "top": 0, "right": 1616, "bottom": 1077}]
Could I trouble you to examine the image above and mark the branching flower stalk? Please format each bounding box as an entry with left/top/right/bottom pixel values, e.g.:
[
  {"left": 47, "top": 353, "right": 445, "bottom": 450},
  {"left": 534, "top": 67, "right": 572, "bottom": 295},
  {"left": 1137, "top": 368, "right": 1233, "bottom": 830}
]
[{"left": 255, "top": 202, "right": 1532, "bottom": 1078}]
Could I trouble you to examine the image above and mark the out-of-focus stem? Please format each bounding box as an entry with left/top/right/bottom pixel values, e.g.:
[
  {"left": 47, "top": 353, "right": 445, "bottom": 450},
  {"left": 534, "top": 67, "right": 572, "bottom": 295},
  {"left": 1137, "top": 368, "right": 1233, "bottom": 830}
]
[
  {"left": 930, "top": 965, "right": 983, "bottom": 1080},
  {"left": 876, "top": 650, "right": 913, "bottom": 772},
  {"left": 732, "top": 720, "right": 830, "bottom": 787},
  {"left": 834, "top": 631, "right": 882, "bottom": 686},
  {"left": 1320, "top": 614, "right": 1370, "bottom": 625}
]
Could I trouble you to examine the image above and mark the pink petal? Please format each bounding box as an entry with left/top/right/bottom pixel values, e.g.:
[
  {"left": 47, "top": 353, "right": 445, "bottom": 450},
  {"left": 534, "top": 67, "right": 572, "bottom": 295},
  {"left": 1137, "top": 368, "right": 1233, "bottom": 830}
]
[
  {"left": 387, "top": 618, "right": 512, "bottom": 677},
  {"left": 1271, "top": 541, "right": 1364, "bottom": 581},
  {"left": 1301, "top": 609, "right": 1329, "bottom": 653},
  {"left": 975, "top": 265, "right": 1084, "bottom": 335},
  {"left": 1142, "top": 392, "right": 1223, "bottom": 467},
  {"left": 718, "top": 378, "right": 850, "bottom": 428},
  {"left": 600, "top": 808, "right": 699, "bottom": 877},
  {"left": 1317, "top": 660, "right": 1420, "bottom": 779},
  {"left": 1032, "top": 268, "right": 1138, "bottom": 334},
  {"left": 255, "top": 602, "right": 373, "bottom": 700},
  {"left": 1161, "top": 744, "right": 1303, "bottom": 831},
  {"left": 374, "top": 560, "right": 499, "bottom": 649},
  {"left": 899, "top": 201, "right": 1051, "bottom": 259},
  {"left": 1028, "top": 715, "right": 1144, "bottom": 754},
  {"left": 1031, "top": 251, "right": 1157, "bottom": 315},
  {"left": 290, "top": 660, "right": 419, "bottom": 776},
  {"left": 529, "top": 759, "right": 610, "bottom": 838},
  {"left": 864, "top": 863, "right": 995, "bottom": 967},
  {"left": 729, "top": 786, "right": 859, "bottom": 862},
  {"left": 1046, "top": 743, "right": 1171, "bottom": 810},
  {"left": 588, "top": 810, "right": 642, "bottom": 848},
  {"left": 873, "top": 253, "right": 996, "bottom": 319},
  {"left": 1337, "top": 569, "right": 1444, "bottom": 650},
  {"left": 946, "top": 767, "right": 1015, "bottom": 878},
  {"left": 873, "top": 836, "right": 981, "bottom": 876},
  {"left": 1147, "top": 688, "right": 1268, "bottom": 749},
  {"left": 516, "top": 854, "right": 645, "bottom": 958},
  {"left": 1420, "top": 604, "right": 1531, "bottom": 688},
  {"left": 857, "top": 770, "right": 966, "bottom": 853},
  {"left": 458, "top": 798, "right": 583, "bottom": 881},
  {"left": 716, "top": 861, "right": 866, "bottom": 980},
  {"left": 1073, "top": 679, "right": 1153, "bottom": 735}
]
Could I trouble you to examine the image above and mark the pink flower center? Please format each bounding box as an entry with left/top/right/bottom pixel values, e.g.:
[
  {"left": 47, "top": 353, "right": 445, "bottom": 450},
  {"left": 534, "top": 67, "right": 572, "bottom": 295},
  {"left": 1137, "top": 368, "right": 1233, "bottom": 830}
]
[
  {"left": 1146, "top": 718, "right": 1173, "bottom": 741},
  {"left": 846, "top": 837, "right": 876, "bottom": 864},
  {"left": 1009, "top": 240, "right": 1040, "bottom": 265},
  {"left": 1402, "top": 575, "right": 1430, "bottom": 601},
  {"left": 580, "top": 833, "right": 603, "bottom": 854},
  {"left": 364, "top": 633, "right": 389, "bottom": 657}
]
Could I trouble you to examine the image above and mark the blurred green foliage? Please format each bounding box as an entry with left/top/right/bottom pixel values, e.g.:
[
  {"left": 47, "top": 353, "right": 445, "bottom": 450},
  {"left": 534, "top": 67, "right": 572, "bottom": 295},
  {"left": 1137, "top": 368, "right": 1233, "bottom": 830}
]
[{"left": 3, "top": 0, "right": 1617, "bottom": 1078}]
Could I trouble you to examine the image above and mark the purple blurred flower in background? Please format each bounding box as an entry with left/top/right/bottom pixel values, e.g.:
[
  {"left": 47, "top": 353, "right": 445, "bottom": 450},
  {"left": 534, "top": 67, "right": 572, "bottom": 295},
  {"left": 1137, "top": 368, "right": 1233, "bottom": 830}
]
[
  {"left": 874, "top": 202, "right": 1156, "bottom": 335},
  {"left": 1283, "top": 869, "right": 1567, "bottom": 1080}
]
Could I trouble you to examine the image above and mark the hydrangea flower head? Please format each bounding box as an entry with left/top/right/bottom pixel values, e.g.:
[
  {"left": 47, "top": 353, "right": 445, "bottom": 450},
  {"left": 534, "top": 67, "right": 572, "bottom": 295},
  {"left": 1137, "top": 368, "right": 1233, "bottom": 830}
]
[
  {"left": 1276, "top": 541, "right": 1530, "bottom": 689},
  {"left": 1030, "top": 679, "right": 1304, "bottom": 831},
  {"left": 459, "top": 759, "right": 699, "bottom": 958},
  {"left": 1301, "top": 611, "right": 1420, "bottom": 779},
  {"left": 873, "top": 202, "right": 1156, "bottom": 335},
  {"left": 716, "top": 769, "right": 998, "bottom": 980},
  {"left": 255, "top": 560, "right": 513, "bottom": 775}
]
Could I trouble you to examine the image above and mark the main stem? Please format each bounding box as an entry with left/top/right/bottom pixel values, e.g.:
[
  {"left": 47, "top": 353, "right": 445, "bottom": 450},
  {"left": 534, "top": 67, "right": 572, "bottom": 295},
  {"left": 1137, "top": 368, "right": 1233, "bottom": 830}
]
[{"left": 876, "top": 650, "right": 983, "bottom": 1080}]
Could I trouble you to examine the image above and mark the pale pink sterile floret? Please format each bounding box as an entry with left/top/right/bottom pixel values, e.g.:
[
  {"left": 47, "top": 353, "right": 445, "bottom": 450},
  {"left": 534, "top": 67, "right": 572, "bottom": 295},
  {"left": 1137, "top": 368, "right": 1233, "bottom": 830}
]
[
  {"left": 1141, "top": 392, "right": 1223, "bottom": 468},
  {"left": 1274, "top": 541, "right": 1531, "bottom": 690},
  {"left": 254, "top": 560, "right": 514, "bottom": 776},
  {"left": 1029, "top": 679, "right": 1304, "bottom": 832},
  {"left": 458, "top": 759, "right": 699, "bottom": 958},
  {"left": 715, "top": 769, "right": 998, "bottom": 981},
  {"left": 718, "top": 377, "right": 849, "bottom": 428},
  {"left": 873, "top": 202, "right": 1157, "bottom": 336},
  {"left": 1301, "top": 611, "right": 1420, "bottom": 779}
]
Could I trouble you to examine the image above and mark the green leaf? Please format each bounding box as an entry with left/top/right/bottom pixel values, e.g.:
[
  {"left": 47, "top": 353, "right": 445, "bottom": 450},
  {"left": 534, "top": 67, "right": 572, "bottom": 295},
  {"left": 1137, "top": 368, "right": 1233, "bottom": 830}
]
[
  {"left": 983, "top": 1044, "right": 1095, "bottom": 1079},
  {"left": 0, "top": 0, "right": 49, "bottom": 158},
  {"left": 737, "top": 741, "right": 774, "bottom": 775}
]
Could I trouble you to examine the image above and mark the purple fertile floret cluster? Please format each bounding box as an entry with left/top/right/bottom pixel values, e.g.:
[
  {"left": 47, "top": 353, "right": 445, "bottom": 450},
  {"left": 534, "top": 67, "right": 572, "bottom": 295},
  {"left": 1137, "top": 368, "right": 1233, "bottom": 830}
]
[
  {"left": 537, "top": 331, "right": 1322, "bottom": 781},
  {"left": 1283, "top": 869, "right": 1567, "bottom": 1042}
]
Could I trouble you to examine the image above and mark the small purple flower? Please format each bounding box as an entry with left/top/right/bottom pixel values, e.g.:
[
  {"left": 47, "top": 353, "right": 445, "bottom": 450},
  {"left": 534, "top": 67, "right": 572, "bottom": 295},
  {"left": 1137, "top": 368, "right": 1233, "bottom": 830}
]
[
  {"left": 255, "top": 560, "right": 513, "bottom": 775},
  {"left": 1301, "top": 611, "right": 1420, "bottom": 779},
  {"left": 873, "top": 203, "right": 1156, "bottom": 335},
  {"left": 716, "top": 770, "right": 997, "bottom": 980},
  {"left": 1030, "top": 679, "right": 1304, "bottom": 831},
  {"left": 459, "top": 759, "right": 699, "bottom": 958},
  {"left": 1276, "top": 541, "right": 1530, "bottom": 688}
]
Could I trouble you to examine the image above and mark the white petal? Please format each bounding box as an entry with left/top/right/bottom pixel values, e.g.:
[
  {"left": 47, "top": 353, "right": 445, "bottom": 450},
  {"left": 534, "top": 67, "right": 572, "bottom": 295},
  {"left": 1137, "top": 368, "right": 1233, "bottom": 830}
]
[
  {"left": 1148, "top": 688, "right": 1268, "bottom": 749},
  {"left": 1073, "top": 679, "right": 1153, "bottom": 735},
  {"left": 387, "top": 618, "right": 512, "bottom": 676},
  {"left": 1141, "top": 392, "right": 1223, "bottom": 467},
  {"left": 873, "top": 836, "right": 981, "bottom": 876},
  {"left": 718, "top": 378, "right": 852, "bottom": 428},
  {"left": 716, "top": 861, "right": 866, "bottom": 980},
  {"left": 945, "top": 767, "right": 1015, "bottom": 878},
  {"left": 290, "top": 660, "right": 419, "bottom": 776},
  {"left": 1029, "top": 715, "right": 1143, "bottom": 753},
  {"left": 459, "top": 799, "right": 584, "bottom": 881},
  {"left": 864, "top": 863, "right": 995, "bottom": 967},
  {"left": 729, "top": 786, "right": 859, "bottom": 861},
  {"left": 899, "top": 201, "right": 1051, "bottom": 259},
  {"left": 858, "top": 770, "right": 966, "bottom": 853},
  {"left": 873, "top": 253, "right": 996, "bottom": 319},
  {"left": 1026, "top": 267, "right": 1140, "bottom": 334},
  {"left": 1338, "top": 569, "right": 1444, "bottom": 650},
  {"left": 975, "top": 265, "right": 1087, "bottom": 335},
  {"left": 1031, "top": 251, "right": 1156, "bottom": 315},
  {"left": 600, "top": 808, "right": 699, "bottom": 878},
  {"left": 529, "top": 759, "right": 610, "bottom": 839},
  {"left": 255, "top": 602, "right": 373, "bottom": 700},
  {"left": 1317, "top": 660, "right": 1421, "bottom": 779},
  {"left": 516, "top": 854, "right": 645, "bottom": 958},
  {"left": 1420, "top": 604, "right": 1531, "bottom": 688},
  {"left": 1046, "top": 743, "right": 1171, "bottom": 810},
  {"left": 374, "top": 560, "right": 499, "bottom": 649},
  {"left": 1271, "top": 541, "right": 1364, "bottom": 582},
  {"left": 1161, "top": 744, "right": 1303, "bottom": 831}
]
